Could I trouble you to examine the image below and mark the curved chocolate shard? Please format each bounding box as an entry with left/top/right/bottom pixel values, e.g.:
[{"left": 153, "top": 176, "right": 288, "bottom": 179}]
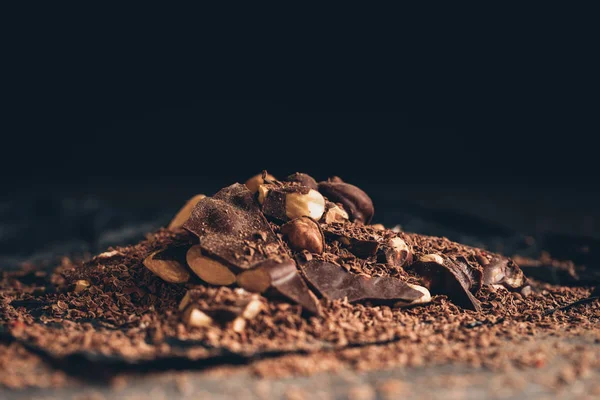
[
  {"left": 318, "top": 181, "right": 374, "bottom": 224},
  {"left": 238, "top": 259, "right": 321, "bottom": 315},
  {"left": 482, "top": 255, "right": 526, "bottom": 291},
  {"left": 409, "top": 254, "right": 482, "bottom": 312},
  {"left": 183, "top": 183, "right": 284, "bottom": 270},
  {"left": 300, "top": 260, "right": 424, "bottom": 304}
]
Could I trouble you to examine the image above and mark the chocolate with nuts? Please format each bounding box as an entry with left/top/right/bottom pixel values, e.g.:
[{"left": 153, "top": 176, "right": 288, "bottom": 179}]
[
  {"left": 183, "top": 183, "right": 285, "bottom": 270},
  {"left": 258, "top": 182, "right": 326, "bottom": 222}
]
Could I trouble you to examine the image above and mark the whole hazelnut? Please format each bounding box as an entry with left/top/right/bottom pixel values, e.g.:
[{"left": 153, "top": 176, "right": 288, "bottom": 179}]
[
  {"left": 285, "top": 189, "right": 325, "bottom": 220},
  {"left": 281, "top": 217, "right": 324, "bottom": 254}
]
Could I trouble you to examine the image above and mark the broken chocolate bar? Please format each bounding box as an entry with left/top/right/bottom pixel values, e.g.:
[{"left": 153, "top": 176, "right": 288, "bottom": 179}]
[
  {"left": 183, "top": 183, "right": 285, "bottom": 270},
  {"left": 321, "top": 222, "right": 381, "bottom": 258},
  {"left": 258, "top": 182, "right": 326, "bottom": 222},
  {"left": 300, "top": 260, "right": 427, "bottom": 305}
]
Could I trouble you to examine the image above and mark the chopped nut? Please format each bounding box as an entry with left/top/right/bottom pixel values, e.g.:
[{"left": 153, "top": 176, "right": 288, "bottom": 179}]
[
  {"left": 168, "top": 194, "right": 206, "bottom": 229},
  {"left": 405, "top": 284, "right": 431, "bottom": 304},
  {"left": 183, "top": 307, "right": 213, "bottom": 328},
  {"left": 257, "top": 184, "right": 270, "bottom": 204},
  {"left": 380, "top": 237, "right": 412, "bottom": 268},
  {"left": 371, "top": 223, "right": 385, "bottom": 230},
  {"left": 322, "top": 203, "right": 349, "bottom": 224},
  {"left": 246, "top": 173, "right": 276, "bottom": 193},
  {"left": 143, "top": 249, "right": 191, "bottom": 283},
  {"left": 186, "top": 245, "right": 236, "bottom": 286},
  {"left": 178, "top": 290, "right": 192, "bottom": 312},
  {"left": 285, "top": 189, "right": 325, "bottom": 220},
  {"left": 281, "top": 217, "right": 324, "bottom": 254},
  {"left": 231, "top": 317, "right": 247, "bottom": 333},
  {"left": 419, "top": 254, "right": 444, "bottom": 264},
  {"left": 241, "top": 299, "right": 264, "bottom": 320},
  {"left": 73, "top": 280, "right": 90, "bottom": 293}
]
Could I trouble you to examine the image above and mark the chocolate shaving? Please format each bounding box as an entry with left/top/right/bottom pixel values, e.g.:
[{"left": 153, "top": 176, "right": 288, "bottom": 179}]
[
  {"left": 300, "top": 260, "right": 424, "bottom": 304},
  {"left": 183, "top": 183, "right": 284, "bottom": 270}
]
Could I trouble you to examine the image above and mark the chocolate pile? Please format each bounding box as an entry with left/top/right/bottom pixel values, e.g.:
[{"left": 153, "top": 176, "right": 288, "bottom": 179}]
[{"left": 1, "top": 172, "right": 598, "bottom": 389}]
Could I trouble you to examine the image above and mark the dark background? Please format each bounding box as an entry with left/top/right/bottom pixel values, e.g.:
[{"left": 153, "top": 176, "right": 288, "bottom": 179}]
[{"left": 2, "top": 17, "right": 599, "bottom": 268}]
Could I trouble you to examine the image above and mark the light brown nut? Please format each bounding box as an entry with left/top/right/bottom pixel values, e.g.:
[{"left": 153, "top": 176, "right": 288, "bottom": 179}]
[
  {"left": 245, "top": 173, "right": 276, "bottom": 193},
  {"left": 143, "top": 250, "right": 191, "bottom": 283},
  {"left": 231, "top": 317, "right": 247, "bottom": 333},
  {"left": 186, "top": 245, "right": 236, "bottom": 286},
  {"left": 285, "top": 189, "right": 325, "bottom": 220},
  {"left": 322, "top": 203, "right": 349, "bottom": 224},
  {"left": 73, "top": 280, "right": 90, "bottom": 293},
  {"left": 178, "top": 290, "right": 192, "bottom": 312},
  {"left": 182, "top": 307, "right": 213, "bottom": 328},
  {"left": 281, "top": 217, "right": 324, "bottom": 254},
  {"left": 168, "top": 194, "right": 206, "bottom": 230},
  {"left": 241, "top": 299, "right": 264, "bottom": 320},
  {"left": 371, "top": 223, "right": 385, "bottom": 230},
  {"left": 381, "top": 237, "right": 413, "bottom": 268}
]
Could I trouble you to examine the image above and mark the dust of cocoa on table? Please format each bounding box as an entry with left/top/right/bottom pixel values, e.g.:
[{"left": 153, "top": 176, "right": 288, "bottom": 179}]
[{"left": 1, "top": 172, "right": 599, "bottom": 390}]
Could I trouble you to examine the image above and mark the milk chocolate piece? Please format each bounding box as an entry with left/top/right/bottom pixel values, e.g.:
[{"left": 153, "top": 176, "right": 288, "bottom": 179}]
[
  {"left": 318, "top": 179, "right": 374, "bottom": 224},
  {"left": 183, "top": 184, "right": 284, "bottom": 270},
  {"left": 237, "top": 259, "right": 321, "bottom": 315},
  {"left": 300, "top": 260, "right": 424, "bottom": 304},
  {"left": 409, "top": 254, "right": 482, "bottom": 311}
]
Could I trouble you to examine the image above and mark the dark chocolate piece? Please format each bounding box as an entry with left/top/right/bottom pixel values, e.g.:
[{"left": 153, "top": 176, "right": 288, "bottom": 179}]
[
  {"left": 322, "top": 223, "right": 381, "bottom": 258},
  {"left": 259, "top": 182, "right": 325, "bottom": 222},
  {"left": 300, "top": 260, "right": 424, "bottom": 303},
  {"left": 183, "top": 183, "right": 284, "bottom": 270},
  {"left": 409, "top": 254, "right": 482, "bottom": 311},
  {"left": 318, "top": 180, "right": 374, "bottom": 224},
  {"left": 237, "top": 259, "right": 321, "bottom": 315},
  {"left": 285, "top": 172, "right": 318, "bottom": 190}
]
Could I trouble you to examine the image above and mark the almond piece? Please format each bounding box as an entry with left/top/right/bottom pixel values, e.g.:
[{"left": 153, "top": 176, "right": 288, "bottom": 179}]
[
  {"left": 186, "top": 245, "right": 236, "bottom": 286},
  {"left": 168, "top": 194, "right": 206, "bottom": 230},
  {"left": 143, "top": 250, "right": 190, "bottom": 283},
  {"left": 183, "top": 307, "right": 214, "bottom": 328}
]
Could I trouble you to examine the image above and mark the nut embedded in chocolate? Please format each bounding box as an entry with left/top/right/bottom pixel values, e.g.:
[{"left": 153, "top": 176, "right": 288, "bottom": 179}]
[
  {"left": 285, "top": 172, "right": 318, "bottom": 190},
  {"left": 245, "top": 172, "right": 276, "bottom": 193},
  {"left": 183, "top": 183, "right": 284, "bottom": 270},
  {"left": 482, "top": 254, "right": 527, "bottom": 291},
  {"left": 318, "top": 180, "right": 374, "bottom": 224},
  {"left": 237, "top": 259, "right": 320, "bottom": 315},
  {"left": 281, "top": 217, "right": 324, "bottom": 254},
  {"left": 168, "top": 194, "right": 206, "bottom": 230},
  {"left": 186, "top": 245, "right": 236, "bottom": 286},
  {"left": 182, "top": 307, "right": 214, "bottom": 328},
  {"left": 379, "top": 237, "right": 413, "bottom": 268},
  {"left": 143, "top": 247, "right": 191, "bottom": 284},
  {"left": 258, "top": 183, "right": 325, "bottom": 221}
]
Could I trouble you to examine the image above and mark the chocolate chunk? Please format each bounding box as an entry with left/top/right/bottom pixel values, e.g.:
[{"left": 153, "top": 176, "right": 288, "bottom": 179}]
[
  {"left": 259, "top": 182, "right": 326, "bottom": 222},
  {"left": 482, "top": 255, "right": 527, "bottom": 291},
  {"left": 285, "top": 172, "right": 318, "bottom": 190},
  {"left": 322, "top": 223, "right": 381, "bottom": 258},
  {"left": 300, "top": 260, "right": 425, "bottom": 304},
  {"left": 318, "top": 180, "right": 374, "bottom": 224},
  {"left": 237, "top": 259, "right": 321, "bottom": 315},
  {"left": 409, "top": 254, "right": 482, "bottom": 311},
  {"left": 183, "top": 183, "right": 284, "bottom": 270}
]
